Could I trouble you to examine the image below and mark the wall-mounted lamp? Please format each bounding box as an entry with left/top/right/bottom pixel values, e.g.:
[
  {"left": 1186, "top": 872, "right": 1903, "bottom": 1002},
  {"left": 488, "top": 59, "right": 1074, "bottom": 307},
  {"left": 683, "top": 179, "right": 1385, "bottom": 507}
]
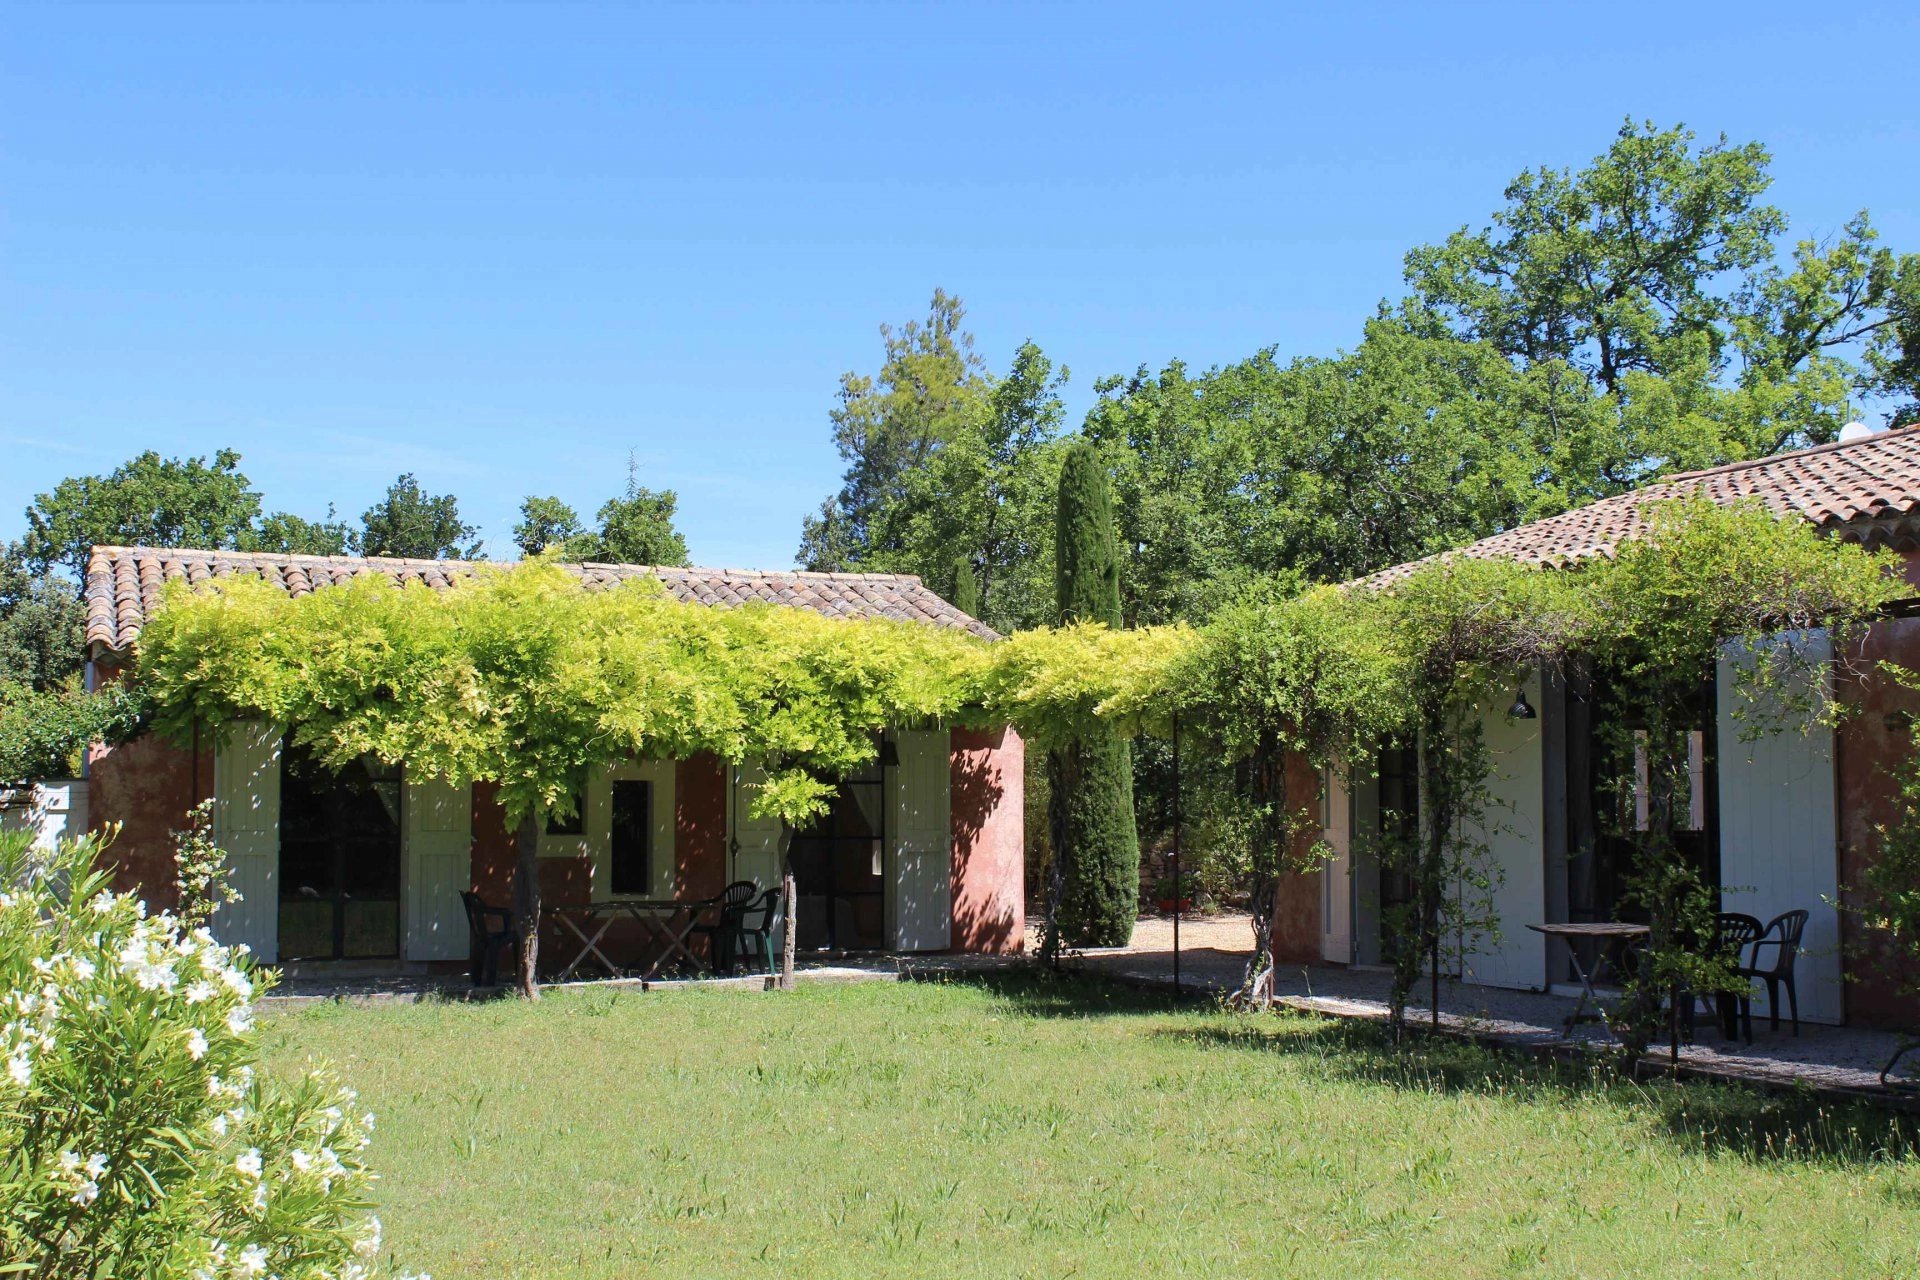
[
  {"left": 1886, "top": 709, "right": 1914, "bottom": 735},
  {"left": 1507, "top": 688, "right": 1537, "bottom": 720}
]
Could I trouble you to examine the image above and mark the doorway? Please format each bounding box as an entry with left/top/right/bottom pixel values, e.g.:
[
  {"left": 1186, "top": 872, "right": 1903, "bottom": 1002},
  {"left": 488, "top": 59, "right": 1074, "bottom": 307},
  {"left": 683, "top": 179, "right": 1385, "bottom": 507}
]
[
  {"left": 786, "top": 756, "right": 887, "bottom": 951},
  {"left": 1559, "top": 663, "right": 1718, "bottom": 981},
  {"left": 277, "top": 746, "right": 404, "bottom": 961}
]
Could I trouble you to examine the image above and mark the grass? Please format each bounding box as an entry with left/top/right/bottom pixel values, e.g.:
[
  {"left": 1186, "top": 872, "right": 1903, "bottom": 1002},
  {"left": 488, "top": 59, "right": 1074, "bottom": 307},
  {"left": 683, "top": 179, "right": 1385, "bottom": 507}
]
[{"left": 259, "top": 973, "right": 1920, "bottom": 1279}]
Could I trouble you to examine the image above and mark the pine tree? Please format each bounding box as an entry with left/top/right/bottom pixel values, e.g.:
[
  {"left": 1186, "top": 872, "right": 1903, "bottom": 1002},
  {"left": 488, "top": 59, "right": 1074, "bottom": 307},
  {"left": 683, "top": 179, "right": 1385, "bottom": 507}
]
[{"left": 1049, "top": 442, "right": 1138, "bottom": 945}]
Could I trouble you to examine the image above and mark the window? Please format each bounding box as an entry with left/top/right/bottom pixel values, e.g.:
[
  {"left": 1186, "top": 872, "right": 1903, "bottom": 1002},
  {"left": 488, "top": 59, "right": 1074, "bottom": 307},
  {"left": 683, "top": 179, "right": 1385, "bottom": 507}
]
[
  {"left": 546, "top": 792, "right": 585, "bottom": 836},
  {"left": 609, "top": 779, "right": 652, "bottom": 895}
]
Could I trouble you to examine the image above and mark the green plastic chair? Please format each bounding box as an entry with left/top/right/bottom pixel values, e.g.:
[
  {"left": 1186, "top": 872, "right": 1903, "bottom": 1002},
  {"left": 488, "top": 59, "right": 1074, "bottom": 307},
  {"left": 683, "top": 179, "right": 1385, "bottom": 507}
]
[{"left": 732, "top": 887, "right": 787, "bottom": 975}]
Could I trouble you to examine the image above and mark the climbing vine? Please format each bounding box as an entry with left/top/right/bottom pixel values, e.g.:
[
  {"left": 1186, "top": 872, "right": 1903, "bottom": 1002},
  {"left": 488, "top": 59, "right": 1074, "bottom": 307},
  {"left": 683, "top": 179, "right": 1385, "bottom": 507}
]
[
  {"left": 135, "top": 560, "right": 989, "bottom": 995},
  {"left": 123, "top": 500, "right": 1904, "bottom": 1018},
  {"left": 1581, "top": 498, "right": 1902, "bottom": 1059}
]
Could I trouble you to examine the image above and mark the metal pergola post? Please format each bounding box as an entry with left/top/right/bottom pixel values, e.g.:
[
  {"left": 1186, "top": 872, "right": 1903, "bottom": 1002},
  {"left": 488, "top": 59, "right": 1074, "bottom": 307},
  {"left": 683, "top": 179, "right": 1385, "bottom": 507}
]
[{"left": 1172, "top": 712, "right": 1181, "bottom": 998}]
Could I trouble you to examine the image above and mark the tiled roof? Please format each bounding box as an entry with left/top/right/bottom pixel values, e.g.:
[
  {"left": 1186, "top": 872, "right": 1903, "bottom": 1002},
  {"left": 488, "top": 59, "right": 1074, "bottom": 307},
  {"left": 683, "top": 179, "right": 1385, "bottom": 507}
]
[
  {"left": 85, "top": 547, "right": 999, "bottom": 655},
  {"left": 1364, "top": 425, "right": 1920, "bottom": 587}
]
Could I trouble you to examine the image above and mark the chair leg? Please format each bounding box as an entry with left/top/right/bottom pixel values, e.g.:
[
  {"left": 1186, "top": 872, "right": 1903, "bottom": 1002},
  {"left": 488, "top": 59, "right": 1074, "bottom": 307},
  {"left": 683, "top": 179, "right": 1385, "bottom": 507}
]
[
  {"left": 1765, "top": 977, "right": 1782, "bottom": 1032},
  {"left": 1787, "top": 979, "right": 1799, "bottom": 1036},
  {"left": 1739, "top": 994, "right": 1752, "bottom": 1045}
]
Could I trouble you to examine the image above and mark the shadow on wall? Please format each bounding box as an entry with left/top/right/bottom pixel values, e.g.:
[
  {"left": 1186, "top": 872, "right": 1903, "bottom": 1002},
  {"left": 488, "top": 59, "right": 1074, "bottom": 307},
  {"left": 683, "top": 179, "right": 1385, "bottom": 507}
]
[{"left": 951, "top": 727, "right": 1023, "bottom": 953}]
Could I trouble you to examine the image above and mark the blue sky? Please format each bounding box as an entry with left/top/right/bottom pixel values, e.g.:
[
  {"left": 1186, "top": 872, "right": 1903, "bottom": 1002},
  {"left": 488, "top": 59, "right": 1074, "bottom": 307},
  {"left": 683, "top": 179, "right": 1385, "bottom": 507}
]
[{"left": 4, "top": 2, "right": 1917, "bottom": 569}]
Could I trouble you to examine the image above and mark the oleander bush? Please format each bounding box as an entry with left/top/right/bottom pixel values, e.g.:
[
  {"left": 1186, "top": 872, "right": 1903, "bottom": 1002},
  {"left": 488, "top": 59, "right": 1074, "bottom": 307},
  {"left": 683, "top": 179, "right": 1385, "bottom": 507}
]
[{"left": 0, "top": 828, "right": 415, "bottom": 1280}]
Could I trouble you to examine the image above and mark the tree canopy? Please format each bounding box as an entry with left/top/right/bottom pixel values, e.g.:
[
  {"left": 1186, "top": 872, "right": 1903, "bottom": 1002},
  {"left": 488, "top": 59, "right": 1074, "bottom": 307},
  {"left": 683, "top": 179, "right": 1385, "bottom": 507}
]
[
  {"left": 355, "top": 473, "right": 484, "bottom": 560},
  {"left": 798, "top": 292, "right": 1066, "bottom": 633}
]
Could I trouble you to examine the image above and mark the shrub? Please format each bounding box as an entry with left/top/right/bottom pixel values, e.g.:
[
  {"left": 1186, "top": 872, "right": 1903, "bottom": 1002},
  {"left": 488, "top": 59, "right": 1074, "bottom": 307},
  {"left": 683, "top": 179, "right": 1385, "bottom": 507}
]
[{"left": 0, "top": 828, "right": 416, "bottom": 1279}]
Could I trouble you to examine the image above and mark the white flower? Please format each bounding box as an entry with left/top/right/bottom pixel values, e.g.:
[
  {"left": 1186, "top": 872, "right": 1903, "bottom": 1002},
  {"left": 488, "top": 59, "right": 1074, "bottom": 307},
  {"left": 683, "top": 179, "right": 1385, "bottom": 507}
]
[
  {"left": 209, "top": 1113, "right": 229, "bottom": 1138},
  {"left": 232, "top": 1243, "right": 269, "bottom": 1279},
  {"left": 69, "top": 1179, "right": 99, "bottom": 1206},
  {"left": 84, "top": 1153, "right": 107, "bottom": 1178},
  {"left": 235, "top": 1149, "right": 263, "bottom": 1180},
  {"left": 68, "top": 956, "right": 95, "bottom": 981},
  {"left": 219, "top": 966, "right": 253, "bottom": 1000},
  {"left": 6, "top": 1051, "right": 29, "bottom": 1088},
  {"left": 184, "top": 980, "right": 217, "bottom": 1005},
  {"left": 185, "top": 1028, "right": 208, "bottom": 1060},
  {"left": 353, "top": 1217, "right": 383, "bottom": 1259},
  {"left": 226, "top": 1006, "right": 254, "bottom": 1036},
  {"left": 290, "top": 1149, "right": 314, "bottom": 1174},
  {"left": 250, "top": 1181, "right": 268, "bottom": 1212},
  {"left": 88, "top": 891, "right": 115, "bottom": 913}
]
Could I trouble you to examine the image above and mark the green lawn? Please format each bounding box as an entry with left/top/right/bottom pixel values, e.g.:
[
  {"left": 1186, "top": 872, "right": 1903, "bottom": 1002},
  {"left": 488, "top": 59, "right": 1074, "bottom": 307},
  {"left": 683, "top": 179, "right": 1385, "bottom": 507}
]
[{"left": 260, "top": 975, "right": 1920, "bottom": 1279}]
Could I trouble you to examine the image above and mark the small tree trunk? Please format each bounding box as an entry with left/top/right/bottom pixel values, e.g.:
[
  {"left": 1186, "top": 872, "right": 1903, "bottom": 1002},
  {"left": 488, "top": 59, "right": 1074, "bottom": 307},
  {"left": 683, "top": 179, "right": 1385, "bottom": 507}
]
[
  {"left": 512, "top": 814, "right": 541, "bottom": 1001},
  {"left": 1041, "top": 747, "right": 1067, "bottom": 968},
  {"left": 780, "top": 867, "right": 797, "bottom": 991}
]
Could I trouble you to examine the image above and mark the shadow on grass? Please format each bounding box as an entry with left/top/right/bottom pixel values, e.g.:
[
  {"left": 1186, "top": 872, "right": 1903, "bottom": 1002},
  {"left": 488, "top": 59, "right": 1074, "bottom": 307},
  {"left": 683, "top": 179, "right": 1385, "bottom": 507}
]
[
  {"left": 906, "top": 965, "right": 1197, "bottom": 1019},
  {"left": 1165, "top": 1016, "right": 1920, "bottom": 1167},
  {"left": 909, "top": 968, "right": 1920, "bottom": 1167}
]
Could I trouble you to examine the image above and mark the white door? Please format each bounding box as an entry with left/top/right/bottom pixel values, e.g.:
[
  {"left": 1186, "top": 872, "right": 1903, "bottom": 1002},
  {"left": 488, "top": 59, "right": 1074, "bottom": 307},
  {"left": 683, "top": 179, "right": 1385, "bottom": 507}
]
[
  {"left": 1320, "top": 766, "right": 1353, "bottom": 964},
  {"left": 887, "top": 729, "right": 952, "bottom": 952},
  {"left": 405, "top": 774, "right": 471, "bottom": 961},
  {"left": 212, "top": 721, "right": 281, "bottom": 963},
  {"left": 728, "top": 760, "right": 784, "bottom": 889},
  {"left": 1459, "top": 676, "right": 1548, "bottom": 991},
  {"left": 1717, "top": 634, "right": 1842, "bottom": 1024}
]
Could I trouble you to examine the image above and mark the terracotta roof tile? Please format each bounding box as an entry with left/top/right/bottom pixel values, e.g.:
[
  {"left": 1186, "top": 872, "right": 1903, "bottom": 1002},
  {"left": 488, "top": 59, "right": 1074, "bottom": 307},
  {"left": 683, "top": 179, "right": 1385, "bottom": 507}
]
[
  {"left": 84, "top": 548, "right": 999, "bottom": 654},
  {"left": 1364, "top": 425, "right": 1920, "bottom": 587}
]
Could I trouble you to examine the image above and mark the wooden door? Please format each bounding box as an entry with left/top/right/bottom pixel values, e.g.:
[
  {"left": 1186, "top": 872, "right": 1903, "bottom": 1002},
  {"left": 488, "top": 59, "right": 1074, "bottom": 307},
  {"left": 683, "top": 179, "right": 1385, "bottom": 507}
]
[
  {"left": 728, "top": 759, "right": 784, "bottom": 890},
  {"left": 405, "top": 774, "right": 471, "bottom": 961},
  {"left": 212, "top": 721, "right": 281, "bottom": 962},
  {"left": 887, "top": 729, "right": 952, "bottom": 952}
]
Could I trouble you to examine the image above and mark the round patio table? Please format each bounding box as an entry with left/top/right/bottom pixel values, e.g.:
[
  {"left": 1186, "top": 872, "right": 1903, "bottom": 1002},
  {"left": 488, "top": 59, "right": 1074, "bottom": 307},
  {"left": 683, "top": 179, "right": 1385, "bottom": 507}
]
[{"left": 1528, "top": 922, "right": 1650, "bottom": 1042}]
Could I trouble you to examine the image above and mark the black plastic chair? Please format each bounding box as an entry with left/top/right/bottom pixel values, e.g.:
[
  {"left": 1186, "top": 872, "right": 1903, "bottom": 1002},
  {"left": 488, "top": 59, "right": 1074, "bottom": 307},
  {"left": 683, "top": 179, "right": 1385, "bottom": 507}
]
[
  {"left": 1737, "top": 909, "right": 1809, "bottom": 1037},
  {"left": 460, "top": 891, "right": 521, "bottom": 988},
  {"left": 1707, "top": 912, "right": 1763, "bottom": 1043},
  {"left": 689, "top": 880, "right": 760, "bottom": 974},
  {"left": 729, "top": 886, "right": 787, "bottom": 975}
]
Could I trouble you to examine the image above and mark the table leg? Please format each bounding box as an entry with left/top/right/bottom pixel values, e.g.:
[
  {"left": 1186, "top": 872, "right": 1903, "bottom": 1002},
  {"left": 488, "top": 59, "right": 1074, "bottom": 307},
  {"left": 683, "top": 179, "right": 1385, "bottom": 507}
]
[
  {"left": 554, "top": 912, "right": 618, "bottom": 981},
  {"left": 1561, "top": 940, "right": 1598, "bottom": 1035},
  {"left": 635, "top": 906, "right": 709, "bottom": 980}
]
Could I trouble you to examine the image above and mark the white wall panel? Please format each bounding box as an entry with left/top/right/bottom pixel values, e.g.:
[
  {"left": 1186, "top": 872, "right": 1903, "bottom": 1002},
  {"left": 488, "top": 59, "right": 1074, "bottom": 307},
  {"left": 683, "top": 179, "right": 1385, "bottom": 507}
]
[
  {"left": 1459, "top": 675, "right": 1547, "bottom": 991},
  {"left": 1717, "top": 635, "right": 1842, "bottom": 1024},
  {"left": 212, "top": 722, "right": 281, "bottom": 963}
]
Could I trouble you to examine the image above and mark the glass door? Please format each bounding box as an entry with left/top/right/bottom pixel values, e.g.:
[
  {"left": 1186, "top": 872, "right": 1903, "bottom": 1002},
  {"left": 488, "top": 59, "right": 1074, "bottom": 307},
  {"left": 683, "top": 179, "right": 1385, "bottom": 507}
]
[
  {"left": 278, "top": 746, "right": 404, "bottom": 961},
  {"left": 786, "top": 757, "right": 887, "bottom": 951}
]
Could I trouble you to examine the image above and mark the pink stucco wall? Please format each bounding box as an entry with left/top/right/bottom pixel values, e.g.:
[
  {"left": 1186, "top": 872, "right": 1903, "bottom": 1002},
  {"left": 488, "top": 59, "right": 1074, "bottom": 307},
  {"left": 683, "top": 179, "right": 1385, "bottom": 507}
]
[
  {"left": 87, "top": 727, "right": 211, "bottom": 912},
  {"left": 950, "top": 725, "right": 1026, "bottom": 953}
]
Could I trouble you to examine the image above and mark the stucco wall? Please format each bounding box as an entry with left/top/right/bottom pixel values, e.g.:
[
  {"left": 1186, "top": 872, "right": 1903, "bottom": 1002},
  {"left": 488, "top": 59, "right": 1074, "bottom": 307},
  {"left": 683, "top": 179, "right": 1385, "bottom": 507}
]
[
  {"left": 1269, "top": 754, "right": 1324, "bottom": 965},
  {"left": 1836, "top": 610, "right": 1920, "bottom": 1029},
  {"left": 950, "top": 725, "right": 1026, "bottom": 953},
  {"left": 471, "top": 756, "right": 731, "bottom": 971},
  {"left": 87, "top": 730, "right": 212, "bottom": 912},
  {"left": 675, "top": 753, "right": 727, "bottom": 902}
]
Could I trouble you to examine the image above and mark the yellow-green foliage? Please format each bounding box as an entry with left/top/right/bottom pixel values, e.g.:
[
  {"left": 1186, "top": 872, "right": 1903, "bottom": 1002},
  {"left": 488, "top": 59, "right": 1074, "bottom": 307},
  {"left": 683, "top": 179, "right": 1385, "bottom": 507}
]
[
  {"left": 135, "top": 560, "right": 988, "bottom": 825},
  {"left": 973, "top": 621, "right": 1199, "bottom": 749},
  {"left": 130, "top": 502, "right": 1908, "bottom": 830},
  {"left": 1585, "top": 496, "right": 1905, "bottom": 722},
  {"left": 1176, "top": 584, "right": 1407, "bottom": 766}
]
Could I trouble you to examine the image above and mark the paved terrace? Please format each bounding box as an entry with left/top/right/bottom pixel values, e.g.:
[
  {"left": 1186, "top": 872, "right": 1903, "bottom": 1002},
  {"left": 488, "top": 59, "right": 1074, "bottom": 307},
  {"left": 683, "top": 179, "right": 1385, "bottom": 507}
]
[
  {"left": 1073, "top": 913, "right": 1919, "bottom": 1098},
  {"left": 257, "top": 912, "right": 1917, "bottom": 1100}
]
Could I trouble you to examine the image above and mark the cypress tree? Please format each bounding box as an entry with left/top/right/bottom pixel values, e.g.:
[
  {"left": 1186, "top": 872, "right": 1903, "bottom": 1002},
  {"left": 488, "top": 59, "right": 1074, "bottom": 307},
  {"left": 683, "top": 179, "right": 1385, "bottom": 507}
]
[
  {"left": 1050, "top": 442, "right": 1139, "bottom": 946},
  {"left": 950, "top": 553, "right": 981, "bottom": 619}
]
